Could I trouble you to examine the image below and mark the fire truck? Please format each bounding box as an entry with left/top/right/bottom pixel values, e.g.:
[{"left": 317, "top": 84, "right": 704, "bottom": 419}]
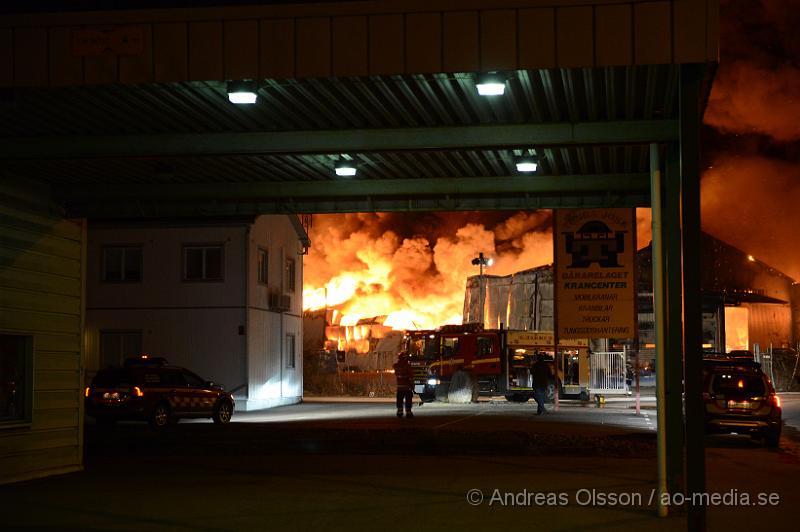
[{"left": 405, "top": 324, "right": 590, "bottom": 403}]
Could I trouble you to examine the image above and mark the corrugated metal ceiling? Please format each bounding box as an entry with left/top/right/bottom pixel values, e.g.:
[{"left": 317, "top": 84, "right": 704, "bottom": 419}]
[
  {"left": 3, "top": 66, "right": 678, "bottom": 136},
  {"left": 1, "top": 66, "right": 676, "bottom": 188}
]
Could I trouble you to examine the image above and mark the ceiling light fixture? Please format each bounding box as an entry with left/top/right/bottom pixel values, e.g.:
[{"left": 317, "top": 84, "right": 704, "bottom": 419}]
[
  {"left": 476, "top": 73, "right": 506, "bottom": 96},
  {"left": 227, "top": 80, "right": 258, "bottom": 104},
  {"left": 335, "top": 157, "right": 357, "bottom": 177},
  {"left": 515, "top": 153, "right": 539, "bottom": 173}
]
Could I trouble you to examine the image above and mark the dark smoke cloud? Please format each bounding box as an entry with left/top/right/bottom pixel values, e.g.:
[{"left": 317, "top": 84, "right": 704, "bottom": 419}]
[{"left": 702, "top": 0, "right": 800, "bottom": 280}]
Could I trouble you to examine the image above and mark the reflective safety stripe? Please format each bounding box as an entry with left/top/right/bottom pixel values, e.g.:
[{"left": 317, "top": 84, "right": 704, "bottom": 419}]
[{"left": 170, "top": 395, "right": 216, "bottom": 409}]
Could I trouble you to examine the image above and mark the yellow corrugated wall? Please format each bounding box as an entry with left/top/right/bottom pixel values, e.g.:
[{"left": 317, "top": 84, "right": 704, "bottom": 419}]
[{"left": 0, "top": 180, "right": 85, "bottom": 484}]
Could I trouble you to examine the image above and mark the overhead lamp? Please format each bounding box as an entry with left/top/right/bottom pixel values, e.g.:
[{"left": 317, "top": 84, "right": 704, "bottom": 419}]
[
  {"left": 476, "top": 73, "right": 506, "bottom": 96},
  {"left": 335, "top": 157, "right": 357, "bottom": 177},
  {"left": 515, "top": 154, "right": 538, "bottom": 173},
  {"left": 227, "top": 80, "right": 258, "bottom": 104},
  {"left": 471, "top": 253, "right": 493, "bottom": 267}
]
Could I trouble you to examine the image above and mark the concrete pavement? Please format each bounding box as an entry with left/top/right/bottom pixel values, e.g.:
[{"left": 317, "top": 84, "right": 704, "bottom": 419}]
[{"left": 1, "top": 400, "right": 798, "bottom": 532}]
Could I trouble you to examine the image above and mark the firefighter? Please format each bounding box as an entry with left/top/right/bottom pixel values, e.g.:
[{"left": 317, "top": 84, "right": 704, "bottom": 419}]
[
  {"left": 393, "top": 351, "right": 414, "bottom": 418},
  {"left": 532, "top": 353, "right": 552, "bottom": 415}
]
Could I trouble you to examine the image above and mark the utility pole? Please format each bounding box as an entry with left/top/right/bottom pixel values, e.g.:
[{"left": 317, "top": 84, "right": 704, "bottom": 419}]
[{"left": 471, "top": 252, "right": 493, "bottom": 327}]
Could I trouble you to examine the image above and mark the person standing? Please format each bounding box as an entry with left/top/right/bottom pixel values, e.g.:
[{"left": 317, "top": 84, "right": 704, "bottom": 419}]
[
  {"left": 532, "top": 353, "right": 552, "bottom": 415},
  {"left": 393, "top": 351, "right": 414, "bottom": 418}
]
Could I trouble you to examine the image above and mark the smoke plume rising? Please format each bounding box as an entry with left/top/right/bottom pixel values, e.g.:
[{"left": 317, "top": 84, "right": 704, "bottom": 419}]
[{"left": 701, "top": 0, "right": 800, "bottom": 280}]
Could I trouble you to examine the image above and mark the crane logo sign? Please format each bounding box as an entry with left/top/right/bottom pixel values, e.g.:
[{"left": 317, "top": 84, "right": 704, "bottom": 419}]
[
  {"left": 564, "top": 220, "right": 626, "bottom": 268},
  {"left": 554, "top": 209, "right": 637, "bottom": 339}
]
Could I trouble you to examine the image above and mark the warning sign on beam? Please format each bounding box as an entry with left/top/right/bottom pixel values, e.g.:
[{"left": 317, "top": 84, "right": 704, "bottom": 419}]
[
  {"left": 554, "top": 208, "right": 637, "bottom": 339},
  {"left": 72, "top": 26, "right": 144, "bottom": 56}
]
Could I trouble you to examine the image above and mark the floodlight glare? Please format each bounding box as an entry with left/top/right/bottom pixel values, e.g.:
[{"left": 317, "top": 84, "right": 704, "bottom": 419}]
[
  {"left": 515, "top": 155, "right": 539, "bottom": 173},
  {"left": 227, "top": 80, "right": 258, "bottom": 104},
  {"left": 477, "top": 81, "right": 505, "bottom": 96},
  {"left": 476, "top": 74, "right": 506, "bottom": 96},
  {"left": 335, "top": 158, "right": 357, "bottom": 177}
]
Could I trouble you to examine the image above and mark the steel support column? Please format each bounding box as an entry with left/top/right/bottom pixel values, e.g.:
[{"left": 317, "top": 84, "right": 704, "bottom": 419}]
[
  {"left": 663, "top": 144, "right": 686, "bottom": 499},
  {"left": 680, "top": 63, "right": 706, "bottom": 532},
  {"left": 650, "top": 143, "right": 668, "bottom": 517}
]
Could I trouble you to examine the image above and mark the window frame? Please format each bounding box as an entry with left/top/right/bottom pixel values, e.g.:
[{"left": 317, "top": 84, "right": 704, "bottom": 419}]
[
  {"left": 99, "top": 330, "right": 143, "bottom": 369},
  {"left": 285, "top": 333, "right": 296, "bottom": 369},
  {"left": 0, "top": 333, "right": 34, "bottom": 427},
  {"left": 285, "top": 257, "right": 296, "bottom": 293},
  {"left": 182, "top": 243, "right": 225, "bottom": 282},
  {"left": 101, "top": 245, "right": 143, "bottom": 283},
  {"left": 257, "top": 248, "right": 269, "bottom": 286}
]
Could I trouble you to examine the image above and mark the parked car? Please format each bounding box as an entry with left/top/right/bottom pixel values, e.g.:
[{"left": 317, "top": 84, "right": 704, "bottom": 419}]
[
  {"left": 702, "top": 355, "right": 781, "bottom": 446},
  {"left": 85, "top": 356, "right": 234, "bottom": 428}
]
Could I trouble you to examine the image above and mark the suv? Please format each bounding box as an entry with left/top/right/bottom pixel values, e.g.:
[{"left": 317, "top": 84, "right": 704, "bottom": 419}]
[
  {"left": 702, "top": 355, "right": 781, "bottom": 446},
  {"left": 85, "top": 356, "right": 235, "bottom": 428}
]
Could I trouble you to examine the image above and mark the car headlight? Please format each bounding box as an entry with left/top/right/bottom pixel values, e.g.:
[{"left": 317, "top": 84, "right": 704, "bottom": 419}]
[{"left": 427, "top": 378, "right": 440, "bottom": 386}]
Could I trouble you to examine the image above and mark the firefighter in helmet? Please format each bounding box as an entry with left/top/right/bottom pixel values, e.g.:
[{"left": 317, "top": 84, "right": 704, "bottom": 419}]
[{"left": 393, "top": 351, "right": 414, "bottom": 418}]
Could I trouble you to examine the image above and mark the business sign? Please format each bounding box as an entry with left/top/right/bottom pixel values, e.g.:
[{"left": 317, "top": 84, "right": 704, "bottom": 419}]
[
  {"left": 72, "top": 26, "right": 144, "bottom": 56},
  {"left": 506, "top": 331, "right": 588, "bottom": 349},
  {"left": 554, "top": 208, "right": 637, "bottom": 339}
]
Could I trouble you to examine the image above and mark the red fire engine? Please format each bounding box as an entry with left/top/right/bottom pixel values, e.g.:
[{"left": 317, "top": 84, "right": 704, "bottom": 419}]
[{"left": 405, "top": 324, "right": 590, "bottom": 403}]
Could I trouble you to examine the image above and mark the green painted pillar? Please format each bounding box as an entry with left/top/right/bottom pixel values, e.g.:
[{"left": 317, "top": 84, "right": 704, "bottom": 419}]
[
  {"left": 663, "top": 145, "right": 686, "bottom": 498},
  {"left": 680, "top": 63, "right": 707, "bottom": 532}
]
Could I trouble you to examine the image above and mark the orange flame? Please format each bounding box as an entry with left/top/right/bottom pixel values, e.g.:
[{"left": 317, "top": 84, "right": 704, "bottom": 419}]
[{"left": 303, "top": 210, "right": 652, "bottom": 331}]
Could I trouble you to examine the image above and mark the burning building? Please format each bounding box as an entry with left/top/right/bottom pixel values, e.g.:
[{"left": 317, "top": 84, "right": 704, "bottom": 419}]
[
  {"left": 303, "top": 309, "right": 404, "bottom": 372},
  {"left": 463, "top": 232, "right": 798, "bottom": 356}
]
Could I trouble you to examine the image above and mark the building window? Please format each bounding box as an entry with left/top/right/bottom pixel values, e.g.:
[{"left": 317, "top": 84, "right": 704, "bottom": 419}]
[
  {"left": 0, "top": 334, "right": 33, "bottom": 424},
  {"left": 285, "top": 257, "right": 296, "bottom": 293},
  {"left": 257, "top": 249, "right": 268, "bottom": 285},
  {"left": 285, "top": 333, "right": 296, "bottom": 369},
  {"left": 100, "top": 331, "right": 142, "bottom": 368},
  {"left": 102, "top": 246, "right": 142, "bottom": 282},
  {"left": 183, "top": 245, "right": 223, "bottom": 281}
]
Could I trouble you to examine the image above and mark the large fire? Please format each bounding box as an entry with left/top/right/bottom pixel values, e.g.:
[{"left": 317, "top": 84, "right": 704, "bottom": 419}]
[{"left": 303, "top": 210, "right": 653, "bottom": 332}]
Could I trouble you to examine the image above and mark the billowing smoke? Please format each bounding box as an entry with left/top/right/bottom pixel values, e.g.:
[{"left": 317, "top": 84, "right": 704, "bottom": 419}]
[
  {"left": 303, "top": 212, "right": 554, "bottom": 328},
  {"left": 706, "top": 1, "right": 800, "bottom": 142},
  {"left": 701, "top": 0, "right": 800, "bottom": 280},
  {"left": 702, "top": 156, "right": 800, "bottom": 280}
]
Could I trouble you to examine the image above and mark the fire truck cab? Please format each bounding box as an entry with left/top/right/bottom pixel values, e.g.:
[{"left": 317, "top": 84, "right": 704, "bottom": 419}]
[{"left": 405, "top": 325, "right": 590, "bottom": 403}]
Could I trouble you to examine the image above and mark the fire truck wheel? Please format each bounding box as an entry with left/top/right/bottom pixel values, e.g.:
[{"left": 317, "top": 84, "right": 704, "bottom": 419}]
[
  {"left": 434, "top": 382, "right": 450, "bottom": 402},
  {"left": 448, "top": 370, "right": 478, "bottom": 404},
  {"left": 505, "top": 394, "right": 529, "bottom": 403}
]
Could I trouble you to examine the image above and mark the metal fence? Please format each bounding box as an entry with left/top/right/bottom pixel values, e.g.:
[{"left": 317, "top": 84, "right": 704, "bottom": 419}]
[{"left": 589, "top": 351, "right": 628, "bottom": 396}]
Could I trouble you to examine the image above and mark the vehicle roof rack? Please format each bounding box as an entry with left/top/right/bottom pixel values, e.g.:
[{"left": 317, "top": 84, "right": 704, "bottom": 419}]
[{"left": 124, "top": 356, "right": 169, "bottom": 367}]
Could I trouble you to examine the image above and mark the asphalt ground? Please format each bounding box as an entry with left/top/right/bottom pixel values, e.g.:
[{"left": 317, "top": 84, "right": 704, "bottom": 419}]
[{"left": 1, "top": 398, "right": 798, "bottom": 532}]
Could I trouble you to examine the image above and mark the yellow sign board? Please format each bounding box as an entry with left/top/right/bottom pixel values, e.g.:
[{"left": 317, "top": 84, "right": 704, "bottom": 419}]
[
  {"left": 506, "top": 330, "right": 588, "bottom": 348},
  {"left": 554, "top": 208, "right": 637, "bottom": 339}
]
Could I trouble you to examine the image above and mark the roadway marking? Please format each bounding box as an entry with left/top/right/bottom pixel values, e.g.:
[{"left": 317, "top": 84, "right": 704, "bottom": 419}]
[{"left": 434, "top": 409, "right": 486, "bottom": 429}]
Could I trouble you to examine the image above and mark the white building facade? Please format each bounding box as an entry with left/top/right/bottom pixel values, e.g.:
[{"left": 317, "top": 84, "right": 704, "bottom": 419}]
[{"left": 85, "top": 215, "right": 306, "bottom": 411}]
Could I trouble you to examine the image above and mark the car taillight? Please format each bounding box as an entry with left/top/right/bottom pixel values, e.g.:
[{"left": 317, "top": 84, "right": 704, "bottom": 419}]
[
  {"left": 133, "top": 386, "right": 144, "bottom": 397},
  {"left": 84, "top": 387, "right": 90, "bottom": 397},
  {"left": 772, "top": 395, "right": 781, "bottom": 408}
]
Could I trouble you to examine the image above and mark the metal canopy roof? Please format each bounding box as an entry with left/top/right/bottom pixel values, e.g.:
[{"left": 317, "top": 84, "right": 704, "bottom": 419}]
[{"left": 1, "top": 64, "right": 689, "bottom": 216}]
